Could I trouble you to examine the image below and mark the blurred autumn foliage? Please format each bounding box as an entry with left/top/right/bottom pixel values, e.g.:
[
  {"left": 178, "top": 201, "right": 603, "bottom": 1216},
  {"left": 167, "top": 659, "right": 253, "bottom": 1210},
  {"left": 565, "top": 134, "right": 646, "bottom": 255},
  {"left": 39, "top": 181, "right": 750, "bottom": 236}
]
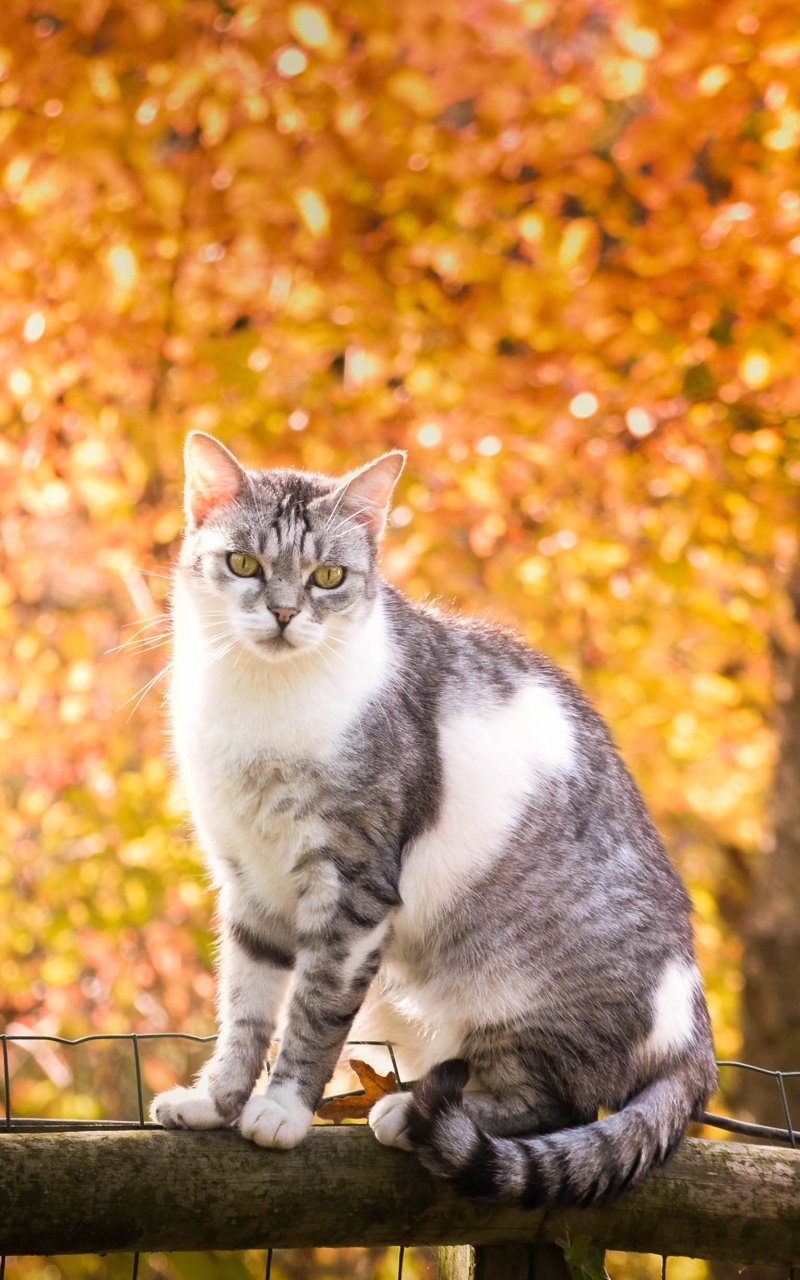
[{"left": 1, "top": 0, "right": 800, "bottom": 1166}]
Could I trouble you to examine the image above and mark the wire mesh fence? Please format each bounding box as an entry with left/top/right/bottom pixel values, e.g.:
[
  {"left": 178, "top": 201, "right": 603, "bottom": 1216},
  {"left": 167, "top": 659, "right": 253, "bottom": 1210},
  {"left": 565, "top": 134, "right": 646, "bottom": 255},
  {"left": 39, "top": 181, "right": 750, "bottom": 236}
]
[{"left": 1, "top": 1031, "right": 798, "bottom": 1280}]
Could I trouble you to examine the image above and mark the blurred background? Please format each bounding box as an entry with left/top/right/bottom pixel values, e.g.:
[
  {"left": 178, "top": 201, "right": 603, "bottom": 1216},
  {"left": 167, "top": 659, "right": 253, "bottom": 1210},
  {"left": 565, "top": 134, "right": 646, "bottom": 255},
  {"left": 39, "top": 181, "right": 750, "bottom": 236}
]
[{"left": 1, "top": 0, "right": 800, "bottom": 1275}]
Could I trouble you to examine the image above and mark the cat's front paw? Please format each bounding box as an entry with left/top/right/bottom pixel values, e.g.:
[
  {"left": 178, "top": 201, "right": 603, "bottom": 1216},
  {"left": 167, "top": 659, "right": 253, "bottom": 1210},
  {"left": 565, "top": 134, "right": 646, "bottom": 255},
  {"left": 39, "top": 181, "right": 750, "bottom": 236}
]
[
  {"left": 151, "top": 1085, "right": 230, "bottom": 1130},
  {"left": 369, "top": 1090, "right": 414, "bottom": 1151},
  {"left": 239, "top": 1085, "right": 313, "bottom": 1149}
]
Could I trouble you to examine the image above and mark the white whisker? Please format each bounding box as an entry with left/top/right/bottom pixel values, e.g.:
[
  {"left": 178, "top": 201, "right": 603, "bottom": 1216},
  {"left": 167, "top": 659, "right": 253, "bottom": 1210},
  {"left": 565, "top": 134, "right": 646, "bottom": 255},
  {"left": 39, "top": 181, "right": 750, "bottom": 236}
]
[
  {"left": 121, "top": 636, "right": 173, "bottom": 656},
  {"left": 122, "top": 661, "right": 173, "bottom": 720},
  {"left": 106, "top": 617, "right": 169, "bottom": 655}
]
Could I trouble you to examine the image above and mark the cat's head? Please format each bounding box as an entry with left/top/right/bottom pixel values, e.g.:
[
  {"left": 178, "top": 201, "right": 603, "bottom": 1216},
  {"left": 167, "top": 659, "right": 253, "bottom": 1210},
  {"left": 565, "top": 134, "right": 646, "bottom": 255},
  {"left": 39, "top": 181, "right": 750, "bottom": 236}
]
[{"left": 177, "top": 433, "right": 404, "bottom": 663}]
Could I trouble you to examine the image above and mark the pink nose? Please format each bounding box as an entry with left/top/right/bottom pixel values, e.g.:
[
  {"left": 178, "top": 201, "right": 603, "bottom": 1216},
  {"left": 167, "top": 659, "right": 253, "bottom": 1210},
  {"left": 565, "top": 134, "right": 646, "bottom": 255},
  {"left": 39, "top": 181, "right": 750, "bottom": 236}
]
[{"left": 271, "top": 607, "right": 298, "bottom": 628}]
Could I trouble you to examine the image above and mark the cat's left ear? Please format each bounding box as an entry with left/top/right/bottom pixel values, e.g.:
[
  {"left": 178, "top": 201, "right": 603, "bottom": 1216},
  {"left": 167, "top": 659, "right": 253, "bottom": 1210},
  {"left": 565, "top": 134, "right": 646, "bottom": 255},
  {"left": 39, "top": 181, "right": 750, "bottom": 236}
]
[
  {"left": 332, "top": 451, "right": 406, "bottom": 540},
  {"left": 184, "top": 432, "right": 246, "bottom": 524}
]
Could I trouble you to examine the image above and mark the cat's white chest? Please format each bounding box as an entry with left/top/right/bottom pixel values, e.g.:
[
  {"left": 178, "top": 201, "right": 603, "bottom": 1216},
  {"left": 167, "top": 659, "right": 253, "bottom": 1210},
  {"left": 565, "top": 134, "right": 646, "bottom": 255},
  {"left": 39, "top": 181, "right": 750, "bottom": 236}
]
[
  {"left": 172, "top": 678, "right": 321, "bottom": 914},
  {"left": 170, "top": 584, "right": 390, "bottom": 914}
]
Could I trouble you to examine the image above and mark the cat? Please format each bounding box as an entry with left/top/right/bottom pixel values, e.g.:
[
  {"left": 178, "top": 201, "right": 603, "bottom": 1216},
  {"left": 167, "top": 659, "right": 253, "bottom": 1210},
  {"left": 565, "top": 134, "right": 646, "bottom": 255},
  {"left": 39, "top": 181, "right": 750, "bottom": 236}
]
[{"left": 151, "top": 431, "right": 717, "bottom": 1208}]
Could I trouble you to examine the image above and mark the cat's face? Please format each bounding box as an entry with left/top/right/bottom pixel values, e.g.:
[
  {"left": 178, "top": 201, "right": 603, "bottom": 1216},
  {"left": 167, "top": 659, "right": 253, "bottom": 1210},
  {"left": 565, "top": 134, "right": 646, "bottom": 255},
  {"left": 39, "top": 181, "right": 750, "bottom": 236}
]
[{"left": 178, "top": 433, "right": 404, "bottom": 663}]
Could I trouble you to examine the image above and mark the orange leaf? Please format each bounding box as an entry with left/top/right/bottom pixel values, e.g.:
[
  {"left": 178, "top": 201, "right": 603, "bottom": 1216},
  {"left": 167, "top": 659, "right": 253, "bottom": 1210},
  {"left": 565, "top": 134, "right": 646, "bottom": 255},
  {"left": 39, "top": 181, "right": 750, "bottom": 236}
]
[{"left": 315, "top": 1058, "right": 399, "bottom": 1125}]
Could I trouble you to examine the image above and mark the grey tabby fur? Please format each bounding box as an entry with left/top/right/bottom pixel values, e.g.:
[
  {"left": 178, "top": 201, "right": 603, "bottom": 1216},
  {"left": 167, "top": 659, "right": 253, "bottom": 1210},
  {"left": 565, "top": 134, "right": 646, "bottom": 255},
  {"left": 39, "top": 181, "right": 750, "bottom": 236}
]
[{"left": 151, "top": 432, "right": 717, "bottom": 1209}]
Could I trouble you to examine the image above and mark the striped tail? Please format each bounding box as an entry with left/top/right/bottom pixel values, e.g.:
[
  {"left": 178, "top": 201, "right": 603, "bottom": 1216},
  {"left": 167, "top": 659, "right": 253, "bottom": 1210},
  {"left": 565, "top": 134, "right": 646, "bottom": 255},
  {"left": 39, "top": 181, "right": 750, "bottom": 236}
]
[{"left": 403, "top": 1059, "right": 703, "bottom": 1208}]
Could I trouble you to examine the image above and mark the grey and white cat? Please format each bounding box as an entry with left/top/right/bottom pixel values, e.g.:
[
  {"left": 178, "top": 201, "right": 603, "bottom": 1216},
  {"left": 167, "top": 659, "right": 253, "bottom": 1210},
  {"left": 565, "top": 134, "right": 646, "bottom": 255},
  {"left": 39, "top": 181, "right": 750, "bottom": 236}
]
[{"left": 151, "top": 431, "right": 717, "bottom": 1208}]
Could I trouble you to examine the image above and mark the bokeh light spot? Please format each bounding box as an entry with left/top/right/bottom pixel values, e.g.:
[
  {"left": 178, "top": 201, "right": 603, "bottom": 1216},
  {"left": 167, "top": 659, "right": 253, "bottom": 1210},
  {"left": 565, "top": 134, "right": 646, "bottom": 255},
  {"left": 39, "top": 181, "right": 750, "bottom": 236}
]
[
  {"left": 277, "top": 47, "right": 308, "bottom": 77},
  {"left": 9, "top": 368, "right": 32, "bottom": 397},
  {"left": 417, "top": 423, "right": 442, "bottom": 448},
  {"left": 570, "top": 392, "right": 598, "bottom": 418},
  {"left": 295, "top": 188, "right": 330, "bottom": 236},
  {"left": 107, "top": 245, "right": 138, "bottom": 290},
  {"left": 289, "top": 4, "right": 332, "bottom": 49},
  {"left": 24, "top": 313, "right": 45, "bottom": 342},
  {"left": 740, "top": 350, "right": 772, "bottom": 390},
  {"left": 476, "top": 435, "right": 502, "bottom": 456},
  {"left": 626, "top": 407, "right": 654, "bottom": 437}
]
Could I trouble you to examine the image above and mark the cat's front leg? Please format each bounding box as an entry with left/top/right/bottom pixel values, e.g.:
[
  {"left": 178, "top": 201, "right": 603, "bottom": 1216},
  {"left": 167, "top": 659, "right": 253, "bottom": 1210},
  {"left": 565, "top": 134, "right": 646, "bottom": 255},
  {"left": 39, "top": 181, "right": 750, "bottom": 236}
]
[
  {"left": 151, "top": 911, "right": 294, "bottom": 1129},
  {"left": 240, "top": 854, "right": 393, "bottom": 1149}
]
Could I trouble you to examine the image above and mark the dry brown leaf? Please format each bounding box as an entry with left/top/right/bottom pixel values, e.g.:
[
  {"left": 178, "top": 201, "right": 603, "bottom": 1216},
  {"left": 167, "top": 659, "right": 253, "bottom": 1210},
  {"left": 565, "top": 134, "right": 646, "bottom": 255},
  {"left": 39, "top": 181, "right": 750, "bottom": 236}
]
[{"left": 315, "top": 1058, "right": 399, "bottom": 1124}]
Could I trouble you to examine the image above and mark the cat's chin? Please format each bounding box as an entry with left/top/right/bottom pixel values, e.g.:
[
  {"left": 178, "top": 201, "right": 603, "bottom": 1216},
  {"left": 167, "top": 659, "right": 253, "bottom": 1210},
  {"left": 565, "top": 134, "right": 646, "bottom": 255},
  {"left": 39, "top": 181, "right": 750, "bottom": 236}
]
[{"left": 243, "top": 631, "right": 324, "bottom": 664}]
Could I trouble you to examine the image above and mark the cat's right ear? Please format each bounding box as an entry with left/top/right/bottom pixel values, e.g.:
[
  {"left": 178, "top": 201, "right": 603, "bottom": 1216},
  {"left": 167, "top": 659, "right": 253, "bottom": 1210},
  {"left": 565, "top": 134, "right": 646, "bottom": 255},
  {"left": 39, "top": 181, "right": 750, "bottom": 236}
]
[{"left": 184, "top": 432, "right": 245, "bottom": 524}]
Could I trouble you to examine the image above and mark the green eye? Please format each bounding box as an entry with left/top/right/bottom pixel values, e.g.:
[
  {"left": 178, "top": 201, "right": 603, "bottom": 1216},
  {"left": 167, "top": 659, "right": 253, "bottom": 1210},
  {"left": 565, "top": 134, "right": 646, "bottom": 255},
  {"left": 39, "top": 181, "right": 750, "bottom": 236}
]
[
  {"left": 311, "top": 564, "right": 345, "bottom": 589},
  {"left": 227, "top": 552, "right": 261, "bottom": 578}
]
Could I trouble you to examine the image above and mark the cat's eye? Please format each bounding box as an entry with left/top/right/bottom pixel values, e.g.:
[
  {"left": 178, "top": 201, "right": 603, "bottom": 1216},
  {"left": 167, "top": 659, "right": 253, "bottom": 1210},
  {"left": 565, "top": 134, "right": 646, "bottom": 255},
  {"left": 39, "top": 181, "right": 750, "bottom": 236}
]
[
  {"left": 227, "top": 552, "right": 262, "bottom": 578},
  {"left": 310, "top": 564, "right": 345, "bottom": 589}
]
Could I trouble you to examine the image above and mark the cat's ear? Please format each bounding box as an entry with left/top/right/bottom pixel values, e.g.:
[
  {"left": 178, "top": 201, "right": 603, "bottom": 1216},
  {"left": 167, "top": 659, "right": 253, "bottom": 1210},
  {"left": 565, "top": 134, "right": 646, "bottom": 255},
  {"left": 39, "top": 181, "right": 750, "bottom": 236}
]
[
  {"left": 332, "top": 451, "right": 406, "bottom": 539},
  {"left": 184, "top": 432, "right": 245, "bottom": 523}
]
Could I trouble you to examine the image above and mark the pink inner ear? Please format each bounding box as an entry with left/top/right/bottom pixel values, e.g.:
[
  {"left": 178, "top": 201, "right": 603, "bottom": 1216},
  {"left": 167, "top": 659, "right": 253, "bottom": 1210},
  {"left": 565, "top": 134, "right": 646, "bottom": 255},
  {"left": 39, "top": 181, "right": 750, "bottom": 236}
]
[
  {"left": 339, "top": 452, "right": 405, "bottom": 536},
  {"left": 185, "top": 437, "right": 242, "bottom": 522}
]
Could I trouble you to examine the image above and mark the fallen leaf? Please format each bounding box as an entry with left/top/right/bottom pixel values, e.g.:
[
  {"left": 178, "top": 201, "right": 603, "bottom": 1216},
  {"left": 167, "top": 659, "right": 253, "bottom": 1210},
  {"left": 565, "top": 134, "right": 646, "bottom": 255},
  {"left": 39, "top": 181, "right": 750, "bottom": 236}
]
[{"left": 315, "top": 1058, "right": 399, "bottom": 1124}]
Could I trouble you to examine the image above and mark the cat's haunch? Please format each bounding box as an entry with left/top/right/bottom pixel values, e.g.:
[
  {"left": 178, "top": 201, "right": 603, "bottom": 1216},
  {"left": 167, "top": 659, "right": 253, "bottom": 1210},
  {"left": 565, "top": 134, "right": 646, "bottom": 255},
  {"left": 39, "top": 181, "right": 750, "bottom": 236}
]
[{"left": 151, "top": 434, "right": 717, "bottom": 1208}]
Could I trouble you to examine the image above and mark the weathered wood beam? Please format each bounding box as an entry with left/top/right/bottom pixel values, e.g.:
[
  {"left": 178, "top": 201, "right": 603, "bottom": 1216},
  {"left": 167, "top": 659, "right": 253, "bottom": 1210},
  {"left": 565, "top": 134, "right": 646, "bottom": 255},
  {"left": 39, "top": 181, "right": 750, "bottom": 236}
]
[{"left": 1, "top": 1128, "right": 799, "bottom": 1263}]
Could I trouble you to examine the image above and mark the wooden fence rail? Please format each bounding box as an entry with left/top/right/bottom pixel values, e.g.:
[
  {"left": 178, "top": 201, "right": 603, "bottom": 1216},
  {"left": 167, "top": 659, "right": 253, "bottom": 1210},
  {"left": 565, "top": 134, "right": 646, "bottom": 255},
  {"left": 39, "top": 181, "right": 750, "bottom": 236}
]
[{"left": 1, "top": 1128, "right": 799, "bottom": 1268}]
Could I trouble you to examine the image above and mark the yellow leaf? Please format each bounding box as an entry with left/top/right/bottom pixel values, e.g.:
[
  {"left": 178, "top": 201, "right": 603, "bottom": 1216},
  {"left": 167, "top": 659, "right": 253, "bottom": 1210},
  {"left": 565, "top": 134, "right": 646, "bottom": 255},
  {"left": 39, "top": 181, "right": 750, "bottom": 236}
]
[
  {"left": 387, "top": 69, "right": 439, "bottom": 117},
  {"left": 740, "top": 350, "right": 772, "bottom": 390},
  {"left": 762, "top": 35, "right": 800, "bottom": 67},
  {"left": 697, "top": 65, "right": 732, "bottom": 97},
  {"left": 613, "top": 19, "right": 661, "bottom": 60},
  {"left": 106, "top": 244, "right": 138, "bottom": 290},
  {"left": 295, "top": 187, "right": 330, "bottom": 236},
  {"left": 289, "top": 4, "right": 332, "bottom": 49},
  {"left": 88, "top": 59, "right": 120, "bottom": 103},
  {"left": 199, "top": 98, "right": 230, "bottom": 147},
  {"left": 599, "top": 57, "right": 646, "bottom": 100},
  {"left": 558, "top": 220, "right": 598, "bottom": 271}
]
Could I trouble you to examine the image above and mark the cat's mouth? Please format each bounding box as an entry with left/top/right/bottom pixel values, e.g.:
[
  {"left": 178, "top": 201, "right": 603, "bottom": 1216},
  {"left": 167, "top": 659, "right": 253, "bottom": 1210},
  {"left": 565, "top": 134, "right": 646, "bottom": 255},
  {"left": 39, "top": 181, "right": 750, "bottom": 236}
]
[
  {"left": 258, "top": 632, "right": 294, "bottom": 650},
  {"left": 251, "top": 628, "right": 318, "bottom": 660},
  {"left": 235, "top": 617, "right": 326, "bottom": 662}
]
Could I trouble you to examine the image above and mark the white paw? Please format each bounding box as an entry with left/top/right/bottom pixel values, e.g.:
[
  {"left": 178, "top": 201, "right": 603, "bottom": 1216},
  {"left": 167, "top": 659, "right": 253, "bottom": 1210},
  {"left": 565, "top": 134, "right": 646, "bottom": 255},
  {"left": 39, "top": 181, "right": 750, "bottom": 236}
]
[
  {"left": 369, "top": 1090, "right": 414, "bottom": 1151},
  {"left": 239, "top": 1087, "right": 313, "bottom": 1149},
  {"left": 151, "top": 1086, "right": 228, "bottom": 1130}
]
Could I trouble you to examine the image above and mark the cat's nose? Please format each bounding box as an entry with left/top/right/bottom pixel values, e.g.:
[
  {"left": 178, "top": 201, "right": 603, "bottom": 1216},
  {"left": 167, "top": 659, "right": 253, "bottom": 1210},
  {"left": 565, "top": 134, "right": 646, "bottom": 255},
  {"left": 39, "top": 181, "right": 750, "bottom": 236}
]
[{"left": 270, "top": 606, "right": 299, "bottom": 629}]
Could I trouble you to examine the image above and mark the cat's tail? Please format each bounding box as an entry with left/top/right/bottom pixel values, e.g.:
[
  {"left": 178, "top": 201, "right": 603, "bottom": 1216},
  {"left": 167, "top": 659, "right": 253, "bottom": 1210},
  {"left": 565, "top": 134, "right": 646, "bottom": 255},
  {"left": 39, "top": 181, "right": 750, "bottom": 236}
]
[{"left": 403, "top": 1059, "right": 710, "bottom": 1208}]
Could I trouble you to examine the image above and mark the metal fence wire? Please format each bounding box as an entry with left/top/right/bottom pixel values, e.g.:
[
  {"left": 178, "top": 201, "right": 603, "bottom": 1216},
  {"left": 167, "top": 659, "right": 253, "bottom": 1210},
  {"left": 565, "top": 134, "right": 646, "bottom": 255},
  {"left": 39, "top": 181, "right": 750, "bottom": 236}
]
[{"left": 0, "top": 1033, "right": 798, "bottom": 1280}]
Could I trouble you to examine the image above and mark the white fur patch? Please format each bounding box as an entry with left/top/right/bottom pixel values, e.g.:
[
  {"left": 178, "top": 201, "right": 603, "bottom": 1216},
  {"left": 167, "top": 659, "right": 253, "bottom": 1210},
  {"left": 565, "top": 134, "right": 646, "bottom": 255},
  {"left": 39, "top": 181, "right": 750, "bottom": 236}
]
[
  {"left": 397, "top": 680, "right": 574, "bottom": 928},
  {"left": 349, "top": 991, "right": 467, "bottom": 1082},
  {"left": 640, "top": 961, "right": 699, "bottom": 1064},
  {"left": 151, "top": 1086, "right": 227, "bottom": 1130},
  {"left": 340, "top": 920, "right": 391, "bottom": 987},
  {"left": 239, "top": 1082, "right": 313, "bottom": 1149},
  {"left": 369, "top": 1090, "right": 414, "bottom": 1150},
  {"left": 371, "top": 680, "right": 574, "bottom": 1057}
]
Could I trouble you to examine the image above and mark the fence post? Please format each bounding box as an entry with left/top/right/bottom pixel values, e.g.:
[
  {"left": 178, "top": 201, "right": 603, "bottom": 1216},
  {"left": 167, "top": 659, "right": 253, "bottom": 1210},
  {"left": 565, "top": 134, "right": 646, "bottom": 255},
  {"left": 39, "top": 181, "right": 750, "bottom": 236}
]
[
  {"left": 438, "top": 1246, "right": 474, "bottom": 1280},
  {"left": 438, "top": 1243, "right": 572, "bottom": 1280}
]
